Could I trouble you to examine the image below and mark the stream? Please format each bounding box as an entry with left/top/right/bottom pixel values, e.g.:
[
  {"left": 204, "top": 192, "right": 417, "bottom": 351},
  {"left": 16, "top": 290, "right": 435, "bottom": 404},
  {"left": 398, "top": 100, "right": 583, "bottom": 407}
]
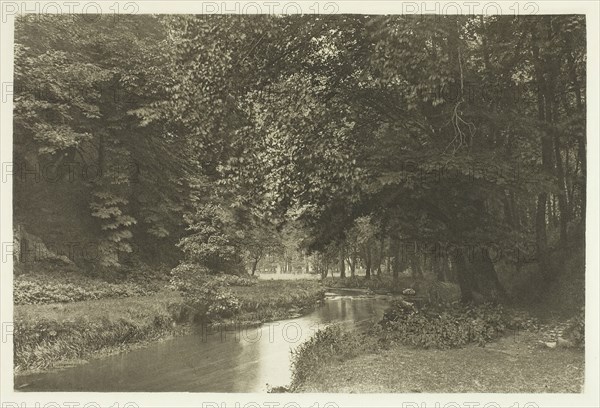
[{"left": 15, "top": 290, "right": 392, "bottom": 392}]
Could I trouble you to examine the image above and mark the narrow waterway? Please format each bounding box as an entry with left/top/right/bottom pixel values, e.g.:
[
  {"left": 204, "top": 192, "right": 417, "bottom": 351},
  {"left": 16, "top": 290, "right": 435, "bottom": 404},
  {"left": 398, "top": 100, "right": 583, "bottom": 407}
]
[{"left": 15, "top": 292, "right": 392, "bottom": 392}]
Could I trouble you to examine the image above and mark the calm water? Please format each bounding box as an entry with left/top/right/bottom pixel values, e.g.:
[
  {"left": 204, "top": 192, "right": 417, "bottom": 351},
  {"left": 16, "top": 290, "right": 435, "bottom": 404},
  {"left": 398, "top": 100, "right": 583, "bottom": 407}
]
[{"left": 15, "top": 293, "right": 391, "bottom": 392}]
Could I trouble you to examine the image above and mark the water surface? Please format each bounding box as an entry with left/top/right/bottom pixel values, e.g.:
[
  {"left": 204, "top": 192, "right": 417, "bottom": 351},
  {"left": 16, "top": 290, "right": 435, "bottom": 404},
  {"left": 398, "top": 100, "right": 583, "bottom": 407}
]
[{"left": 15, "top": 293, "right": 390, "bottom": 392}]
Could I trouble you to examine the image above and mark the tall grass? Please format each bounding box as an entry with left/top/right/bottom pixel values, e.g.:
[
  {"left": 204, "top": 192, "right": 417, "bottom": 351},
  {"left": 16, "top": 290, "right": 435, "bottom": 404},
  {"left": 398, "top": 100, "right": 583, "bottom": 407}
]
[{"left": 14, "top": 292, "right": 186, "bottom": 372}]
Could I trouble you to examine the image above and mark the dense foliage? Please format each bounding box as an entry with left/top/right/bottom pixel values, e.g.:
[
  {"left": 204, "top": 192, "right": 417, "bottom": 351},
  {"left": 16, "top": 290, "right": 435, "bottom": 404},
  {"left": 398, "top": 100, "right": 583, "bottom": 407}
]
[
  {"left": 155, "top": 15, "right": 586, "bottom": 302},
  {"left": 11, "top": 16, "right": 588, "bottom": 393},
  {"left": 378, "top": 300, "right": 507, "bottom": 348},
  {"left": 13, "top": 270, "right": 166, "bottom": 305},
  {"left": 14, "top": 15, "right": 188, "bottom": 269},
  {"left": 169, "top": 263, "right": 242, "bottom": 320},
  {"left": 14, "top": 15, "right": 586, "bottom": 308}
]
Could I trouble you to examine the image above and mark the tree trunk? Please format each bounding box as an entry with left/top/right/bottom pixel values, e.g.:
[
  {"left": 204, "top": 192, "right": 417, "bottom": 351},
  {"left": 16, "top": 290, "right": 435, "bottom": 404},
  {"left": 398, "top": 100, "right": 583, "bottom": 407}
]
[
  {"left": 453, "top": 252, "right": 475, "bottom": 303},
  {"left": 339, "top": 249, "right": 346, "bottom": 278},
  {"left": 376, "top": 240, "right": 383, "bottom": 276},
  {"left": 433, "top": 255, "right": 446, "bottom": 282},
  {"left": 349, "top": 255, "right": 356, "bottom": 277},
  {"left": 532, "top": 33, "right": 554, "bottom": 281},
  {"left": 410, "top": 255, "right": 423, "bottom": 279},
  {"left": 578, "top": 137, "right": 586, "bottom": 222},
  {"left": 442, "top": 256, "right": 452, "bottom": 282},
  {"left": 251, "top": 258, "right": 260, "bottom": 276},
  {"left": 566, "top": 30, "right": 586, "bottom": 222},
  {"left": 391, "top": 238, "right": 400, "bottom": 280},
  {"left": 502, "top": 193, "right": 516, "bottom": 229},
  {"left": 554, "top": 134, "right": 569, "bottom": 247},
  {"left": 365, "top": 245, "right": 372, "bottom": 279},
  {"left": 543, "top": 19, "right": 568, "bottom": 248},
  {"left": 535, "top": 194, "right": 550, "bottom": 276},
  {"left": 475, "top": 249, "right": 507, "bottom": 300}
]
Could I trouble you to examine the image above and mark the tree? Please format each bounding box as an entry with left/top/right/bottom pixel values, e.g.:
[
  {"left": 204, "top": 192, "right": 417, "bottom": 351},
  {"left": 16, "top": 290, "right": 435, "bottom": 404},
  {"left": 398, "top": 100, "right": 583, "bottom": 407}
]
[
  {"left": 14, "top": 15, "right": 188, "bottom": 269},
  {"left": 112, "top": 15, "right": 586, "bottom": 300}
]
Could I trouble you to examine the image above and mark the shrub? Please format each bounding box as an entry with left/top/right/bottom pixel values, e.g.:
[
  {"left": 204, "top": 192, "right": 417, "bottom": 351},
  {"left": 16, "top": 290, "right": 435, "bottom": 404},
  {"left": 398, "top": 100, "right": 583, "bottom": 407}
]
[
  {"left": 177, "top": 203, "right": 246, "bottom": 274},
  {"left": 169, "top": 263, "right": 241, "bottom": 321},
  {"left": 121, "top": 264, "right": 171, "bottom": 287},
  {"left": 290, "top": 324, "right": 370, "bottom": 388},
  {"left": 378, "top": 301, "right": 507, "bottom": 348},
  {"left": 564, "top": 307, "right": 585, "bottom": 346},
  {"left": 206, "top": 289, "right": 241, "bottom": 319},
  {"left": 502, "top": 309, "right": 540, "bottom": 332}
]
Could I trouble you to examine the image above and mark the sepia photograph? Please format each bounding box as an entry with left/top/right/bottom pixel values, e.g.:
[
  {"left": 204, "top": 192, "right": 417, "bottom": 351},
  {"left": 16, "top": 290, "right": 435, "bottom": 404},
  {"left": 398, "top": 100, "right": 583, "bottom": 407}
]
[{"left": 0, "top": 1, "right": 598, "bottom": 407}]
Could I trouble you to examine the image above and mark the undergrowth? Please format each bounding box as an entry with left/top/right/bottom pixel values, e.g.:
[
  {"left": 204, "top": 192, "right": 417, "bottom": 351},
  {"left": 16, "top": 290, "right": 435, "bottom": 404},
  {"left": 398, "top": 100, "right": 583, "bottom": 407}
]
[
  {"left": 291, "top": 324, "right": 373, "bottom": 388},
  {"left": 14, "top": 292, "right": 186, "bottom": 372},
  {"left": 377, "top": 300, "right": 507, "bottom": 348}
]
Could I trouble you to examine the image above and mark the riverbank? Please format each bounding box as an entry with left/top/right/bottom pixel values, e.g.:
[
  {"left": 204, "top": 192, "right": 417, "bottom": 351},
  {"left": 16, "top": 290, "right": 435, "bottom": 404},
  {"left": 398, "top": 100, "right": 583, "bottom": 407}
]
[
  {"left": 14, "top": 280, "right": 325, "bottom": 375},
  {"left": 288, "top": 297, "right": 585, "bottom": 393},
  {"left": 322, "top": 276, "right": 461, "bottom": 302},
  {"left": 293, "top": 330, "right": 585, "bottom": 393}
]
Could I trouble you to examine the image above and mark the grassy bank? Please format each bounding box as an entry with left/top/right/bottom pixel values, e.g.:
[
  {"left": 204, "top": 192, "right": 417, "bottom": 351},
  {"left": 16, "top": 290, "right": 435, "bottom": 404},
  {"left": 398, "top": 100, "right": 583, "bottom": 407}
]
[
  {"left": 14, "top": 290, "right": 187, "bottom": 374},
  {"left": 14, "top": 280, "right": 325, "bottom": 374},
  {"left": 215, "top": 280, "right": 325, "bottom": 328},
  {"left": 294, "top": 331, "right": 584, "bottom": 393},
  {"left": 289, "top": 299, "right": 585, "bottom": 393}
]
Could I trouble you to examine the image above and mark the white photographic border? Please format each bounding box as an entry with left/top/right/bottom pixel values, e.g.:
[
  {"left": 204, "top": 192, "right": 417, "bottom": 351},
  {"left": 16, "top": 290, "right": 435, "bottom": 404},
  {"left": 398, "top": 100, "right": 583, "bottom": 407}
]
[{"left": 1, "top": 1, "right": 598, "bottom": 407}]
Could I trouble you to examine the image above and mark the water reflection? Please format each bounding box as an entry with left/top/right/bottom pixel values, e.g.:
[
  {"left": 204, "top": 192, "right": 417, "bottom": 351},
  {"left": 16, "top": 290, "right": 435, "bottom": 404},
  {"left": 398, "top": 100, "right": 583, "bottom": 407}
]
[{"left": 15, "top": 295, "right": 391, "bottom": 392}]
